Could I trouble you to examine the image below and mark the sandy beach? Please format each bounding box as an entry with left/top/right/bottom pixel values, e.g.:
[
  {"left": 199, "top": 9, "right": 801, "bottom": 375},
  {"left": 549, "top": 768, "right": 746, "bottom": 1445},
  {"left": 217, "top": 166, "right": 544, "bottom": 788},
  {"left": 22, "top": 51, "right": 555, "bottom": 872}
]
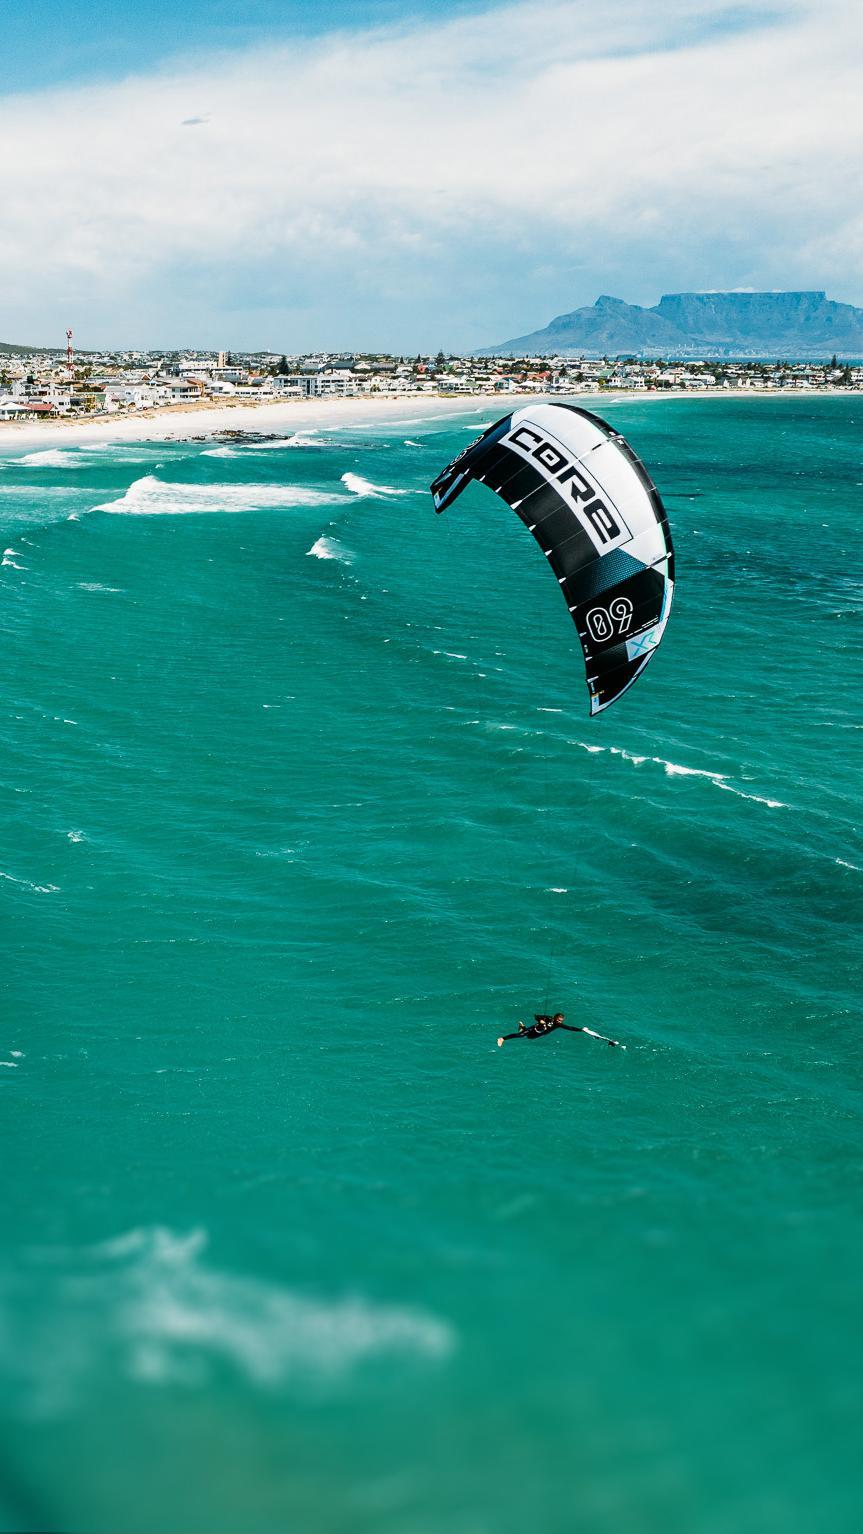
[
  {"left": 0, "top": 386, "right": 855, "bottom": 451},
  {"left": 0, "top": 392, "right": 522, "bottom": 450}
]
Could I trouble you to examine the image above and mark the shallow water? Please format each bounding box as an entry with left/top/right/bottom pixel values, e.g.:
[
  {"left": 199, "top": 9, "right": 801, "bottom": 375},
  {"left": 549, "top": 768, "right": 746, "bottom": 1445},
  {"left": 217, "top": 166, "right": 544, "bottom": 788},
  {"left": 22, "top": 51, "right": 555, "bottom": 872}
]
[{"left": 2, "top": 397, "right": 861, "bottom": 1533}]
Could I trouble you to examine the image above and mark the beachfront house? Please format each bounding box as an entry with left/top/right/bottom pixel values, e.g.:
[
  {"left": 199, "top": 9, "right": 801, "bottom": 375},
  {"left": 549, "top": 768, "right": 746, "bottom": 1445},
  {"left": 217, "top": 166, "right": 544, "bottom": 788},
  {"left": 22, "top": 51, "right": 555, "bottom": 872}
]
[
  {"left": 0, "top": 399, "right": 58, "bottom": 419},
  {"left": 294, "top": 370, "right": 358, "bottom": 396}
]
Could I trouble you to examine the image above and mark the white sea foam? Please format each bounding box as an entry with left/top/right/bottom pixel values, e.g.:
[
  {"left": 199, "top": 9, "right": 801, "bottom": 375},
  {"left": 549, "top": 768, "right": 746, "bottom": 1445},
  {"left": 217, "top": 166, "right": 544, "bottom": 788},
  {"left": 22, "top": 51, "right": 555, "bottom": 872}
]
[
  {"left": 93, "top": 475, "right": 342, "bottom": 516},
  {"left": 18, "top": 448, "right": 82, "bottom": 468},
  {"left": 306, "top": 535, "right": 354, "bottom": 564},
  {"left": 1, "top": 554, "right": 25, "bottom": 569},
  {"left": 0, "top": 485, "right": 70, "bottom": 495},
  {"left": 715, "top": 782, "right": 788, "bottom": 809},
  {"left": 77, "top": 582, "right": 123, "bottom": 593},
  {"left": 656, "top": 758, "right": 721, "bottom": 780},
  {"left": 572, "top": 741, "right": 787, "bottom": 808},
  {"left": 341, "top": 472, "right": 411, "bottom": 498},
  {"left": 609, "top": 747, "right": 648, "bottom": 767},
  {"left": 66, "top": 830, "right": 86, "bottom": 843},
  {"left": 403, "top": 439, "right": 422, "bottom": 447},
  {"left": 200, "top": 429, "right": 324, "bottom": 454},
  {"left": 835, "top": 858, "right": 861, "bottom": 871},
  {"left": 250, "top": 433, "right": 323, "bottom": 449},
  {"left": 5, "top": 1227, "right": 453, "bottom": 1409},
  {"left": 0, "top": 869, "right": 60, "bottom": 894}
]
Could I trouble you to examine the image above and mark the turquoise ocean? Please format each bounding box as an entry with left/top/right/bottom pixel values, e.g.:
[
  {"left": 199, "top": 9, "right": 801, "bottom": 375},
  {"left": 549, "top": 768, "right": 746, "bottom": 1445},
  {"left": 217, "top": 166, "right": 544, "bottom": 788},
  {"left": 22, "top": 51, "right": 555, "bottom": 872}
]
[{"left": 1, "top": 397, "right": 861, "bottom": 1534}]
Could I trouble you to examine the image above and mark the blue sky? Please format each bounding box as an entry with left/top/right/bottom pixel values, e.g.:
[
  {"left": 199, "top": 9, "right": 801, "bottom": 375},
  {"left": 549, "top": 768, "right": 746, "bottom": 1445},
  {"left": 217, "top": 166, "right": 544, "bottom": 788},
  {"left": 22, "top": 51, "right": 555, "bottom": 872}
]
[
  {"left": 1, "top": 0, "right": 860, "bottom": 351},
  {"left": 0, "top": 1, "right": 484, "bottom": 90}
]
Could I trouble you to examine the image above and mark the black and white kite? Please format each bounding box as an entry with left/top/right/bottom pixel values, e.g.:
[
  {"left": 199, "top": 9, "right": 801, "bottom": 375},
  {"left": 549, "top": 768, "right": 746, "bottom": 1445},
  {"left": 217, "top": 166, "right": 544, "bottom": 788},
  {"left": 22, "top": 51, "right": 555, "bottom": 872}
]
[{"left": 430, "top": 403, "right": 674, "bottom": 714}]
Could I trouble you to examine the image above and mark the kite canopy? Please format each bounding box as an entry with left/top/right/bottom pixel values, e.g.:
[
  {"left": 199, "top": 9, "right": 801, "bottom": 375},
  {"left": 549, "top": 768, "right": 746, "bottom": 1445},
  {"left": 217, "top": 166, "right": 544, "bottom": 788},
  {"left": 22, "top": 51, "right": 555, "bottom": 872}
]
[{"left": 430, "top": 403, "right": 674, "bottom": 714}]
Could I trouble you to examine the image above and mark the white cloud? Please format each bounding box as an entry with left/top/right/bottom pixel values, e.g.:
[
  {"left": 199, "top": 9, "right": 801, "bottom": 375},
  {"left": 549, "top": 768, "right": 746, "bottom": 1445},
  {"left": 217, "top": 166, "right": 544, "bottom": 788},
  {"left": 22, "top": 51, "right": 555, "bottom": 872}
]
[{"left": 1, "top": 0, "right": 860, "bottom": 347}]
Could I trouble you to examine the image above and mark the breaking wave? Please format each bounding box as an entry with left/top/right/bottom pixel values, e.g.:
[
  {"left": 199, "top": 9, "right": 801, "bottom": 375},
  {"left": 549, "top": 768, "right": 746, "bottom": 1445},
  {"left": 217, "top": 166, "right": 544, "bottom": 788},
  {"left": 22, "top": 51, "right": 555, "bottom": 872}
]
[
  {"left": 571, "top": 740, "right": 788, "bottom": 809},
  {"left": 17, "top": 449, "right": 84, "bottom": 468},
  {"left": 341, "top": 472, "right": 412, "bottom": 498},
  {"left": 92, "top": 475, "right": 343, "bottom": 516},
  {"left": 306, "top": 535, "right": 354, "bottom": 564},
  {"left": 250, "top": 433, "right": 323, "bottom": 449},
  {"left": 0, "top": 868, "right": 60, "bottom": 895},
  {"left": 202, "top": 435, "right": 323, "bottom": 456}
]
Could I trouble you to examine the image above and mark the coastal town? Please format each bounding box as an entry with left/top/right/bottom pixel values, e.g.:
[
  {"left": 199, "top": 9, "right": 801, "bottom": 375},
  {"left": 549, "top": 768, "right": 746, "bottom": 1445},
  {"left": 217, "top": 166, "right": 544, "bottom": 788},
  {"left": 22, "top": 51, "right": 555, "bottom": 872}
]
[{"left": 1, "top": 342, "right": 861, "bottom": 422}]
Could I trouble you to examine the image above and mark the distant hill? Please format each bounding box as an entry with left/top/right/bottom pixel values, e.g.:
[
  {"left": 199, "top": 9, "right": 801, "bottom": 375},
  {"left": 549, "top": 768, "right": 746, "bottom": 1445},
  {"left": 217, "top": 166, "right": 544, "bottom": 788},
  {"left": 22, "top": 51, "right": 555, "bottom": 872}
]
[
  {"left": 480, "top": 290, "right": 863, "bottom": 358},
  {"left": 0, "top": 339, "right": 59, "bottom": 356}
]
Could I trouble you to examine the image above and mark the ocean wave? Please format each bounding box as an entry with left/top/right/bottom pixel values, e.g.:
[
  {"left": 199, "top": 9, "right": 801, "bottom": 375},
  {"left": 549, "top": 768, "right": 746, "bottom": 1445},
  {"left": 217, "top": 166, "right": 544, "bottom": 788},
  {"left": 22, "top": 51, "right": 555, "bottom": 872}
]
[
  {"left": 2, "top": 1227, "right": 453, "bottom": 1412},
  {"left": 17, "top": 449, "right": 83, "bottom": 468},
  {"left": 403, "top": 439, "right": 422, "bottom": 447},
  {"left": 250, "top": 433, "right": 323, "bottom": 449},
  {"left": 306, "top": 535, "right": 354, "bottom": 564},
  {"left": 572, "top": 740, "right": 788, "bottom": 809},
  {"left": 203, "top": 434, "right": 324, "bottom": 455},
  {"left": 0, "top": 869, "right": 60, "bottom": 894},
  {"left": 341, "top": 472, "right": 412, "bottom": 498},
  {"left": 715, "top": 782, "right": 788, "bottom": 809},
  {"left": 0, "top": 485, "right": 72, "bottom": 495},
  {"left": 92, "top": 475, "right": 343, "bottom": 516}
]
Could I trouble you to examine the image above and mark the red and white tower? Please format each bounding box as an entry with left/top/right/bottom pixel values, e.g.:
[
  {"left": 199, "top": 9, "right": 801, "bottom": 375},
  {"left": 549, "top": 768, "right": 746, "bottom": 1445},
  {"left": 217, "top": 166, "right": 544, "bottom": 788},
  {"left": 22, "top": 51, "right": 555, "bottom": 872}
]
[{"left": 66, "top": 328, "right": 74, "bottom": 374}]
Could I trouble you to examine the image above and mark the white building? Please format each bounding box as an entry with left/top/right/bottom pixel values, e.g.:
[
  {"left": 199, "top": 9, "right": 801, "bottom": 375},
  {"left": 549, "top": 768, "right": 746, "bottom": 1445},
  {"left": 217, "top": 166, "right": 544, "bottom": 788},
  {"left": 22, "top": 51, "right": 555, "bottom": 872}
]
[{"left": 294, "top": 370, "right": 358, "bottom": 396}]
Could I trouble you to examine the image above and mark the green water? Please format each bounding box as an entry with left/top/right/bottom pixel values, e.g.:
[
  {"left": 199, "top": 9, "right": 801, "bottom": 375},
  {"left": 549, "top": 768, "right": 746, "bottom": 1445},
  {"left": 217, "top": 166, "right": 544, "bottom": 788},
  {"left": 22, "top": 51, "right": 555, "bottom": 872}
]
[{"left": 1, "top": 398, "right": 861, "bottom": 1533}]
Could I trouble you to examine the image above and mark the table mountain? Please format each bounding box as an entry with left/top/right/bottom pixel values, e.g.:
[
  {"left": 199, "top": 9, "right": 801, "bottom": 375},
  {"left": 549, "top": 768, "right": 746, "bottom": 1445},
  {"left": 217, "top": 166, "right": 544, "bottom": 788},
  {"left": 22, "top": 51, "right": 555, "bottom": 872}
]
[{"left": 480, "top": 290, "right": 863, "bottom": 358}]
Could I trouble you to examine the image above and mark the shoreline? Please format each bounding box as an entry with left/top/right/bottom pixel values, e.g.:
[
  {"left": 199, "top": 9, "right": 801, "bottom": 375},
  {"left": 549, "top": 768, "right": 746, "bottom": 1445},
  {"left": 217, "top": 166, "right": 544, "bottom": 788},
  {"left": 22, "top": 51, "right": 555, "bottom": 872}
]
[
  {"left": 0, "top": 393, "right": 515, "bottom": 449},
  {"left": 0, "top": 386, "right": 857, "bottom": 450}
]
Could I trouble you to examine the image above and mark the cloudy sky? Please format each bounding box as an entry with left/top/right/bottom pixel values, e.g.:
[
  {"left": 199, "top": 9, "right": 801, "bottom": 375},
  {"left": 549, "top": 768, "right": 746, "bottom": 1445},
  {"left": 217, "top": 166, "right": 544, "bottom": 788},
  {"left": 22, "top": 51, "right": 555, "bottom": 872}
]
[{"left": 1, "top": 0, "right": 860, "bottom": 352}]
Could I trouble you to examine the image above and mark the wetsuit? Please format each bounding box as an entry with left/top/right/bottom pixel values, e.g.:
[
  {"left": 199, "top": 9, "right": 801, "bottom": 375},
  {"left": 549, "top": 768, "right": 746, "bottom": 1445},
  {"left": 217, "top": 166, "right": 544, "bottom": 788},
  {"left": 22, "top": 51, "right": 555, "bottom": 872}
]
[{"left": 500, "top": 1014, "right": 581, "bottom": 1041}]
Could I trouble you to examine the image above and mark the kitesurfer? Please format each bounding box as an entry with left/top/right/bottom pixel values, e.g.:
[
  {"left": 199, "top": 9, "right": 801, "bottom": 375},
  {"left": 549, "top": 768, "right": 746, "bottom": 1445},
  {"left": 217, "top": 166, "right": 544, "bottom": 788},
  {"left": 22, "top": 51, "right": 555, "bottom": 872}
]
[{"left": 497, "top": 1013, "right": 624, "bottom": 1048}]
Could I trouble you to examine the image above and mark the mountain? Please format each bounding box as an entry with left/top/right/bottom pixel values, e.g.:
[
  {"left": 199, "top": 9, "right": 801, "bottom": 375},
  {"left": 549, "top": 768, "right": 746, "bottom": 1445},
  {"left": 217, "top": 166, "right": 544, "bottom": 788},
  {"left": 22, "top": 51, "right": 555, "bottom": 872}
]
[
  {"left": 480, "top": 290, "right": 863, "bottom": 358},
  {"left": 0, "top": 340, "right": 58, "bottom": 356}
]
